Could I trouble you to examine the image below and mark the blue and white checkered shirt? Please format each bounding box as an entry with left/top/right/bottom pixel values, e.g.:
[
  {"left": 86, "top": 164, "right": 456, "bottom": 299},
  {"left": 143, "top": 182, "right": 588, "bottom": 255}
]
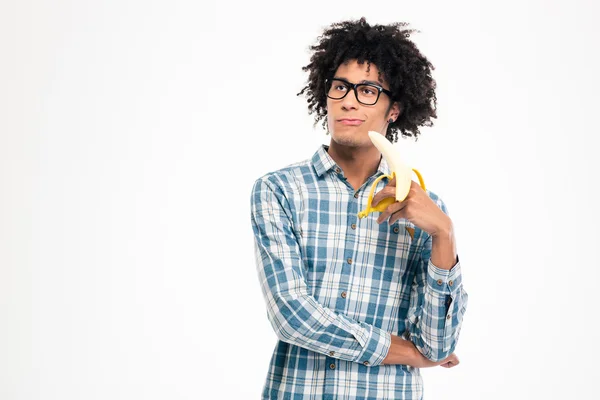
[{"left": 250, "top": 145, "right": 468, "bottom": 399}]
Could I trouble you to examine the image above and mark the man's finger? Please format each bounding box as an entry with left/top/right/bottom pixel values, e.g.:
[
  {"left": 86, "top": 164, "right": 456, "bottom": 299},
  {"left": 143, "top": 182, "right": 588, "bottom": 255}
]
[
  {"left": 377, "top": 201, "right": 403, "bottom": 224},
  {"left": 371, "top": 187, "right": 395, "bottom": 207},
  {"left": 440, "top": 360, "right": 457, "bottom": 368},
  {"left": 388, "top": 202, "right": 408, "bottom": 225},
  {"left": 372, "top": 176, "right": 397, "bottom": 206}
]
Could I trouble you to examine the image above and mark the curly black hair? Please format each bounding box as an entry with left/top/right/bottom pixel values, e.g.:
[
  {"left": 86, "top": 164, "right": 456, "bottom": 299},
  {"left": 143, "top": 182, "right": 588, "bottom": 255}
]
[{"left": 297, "top": 17, "right": 438, "bottom": 142}]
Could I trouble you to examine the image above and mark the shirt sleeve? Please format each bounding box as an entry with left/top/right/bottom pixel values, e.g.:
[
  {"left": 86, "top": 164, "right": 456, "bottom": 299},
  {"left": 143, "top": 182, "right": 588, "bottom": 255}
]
[
  {"left": 250, "top": 177, "right": 391, "bottom": 366},
  {"left": 406, "top": 197, "right": 469, "bottom": 362}
]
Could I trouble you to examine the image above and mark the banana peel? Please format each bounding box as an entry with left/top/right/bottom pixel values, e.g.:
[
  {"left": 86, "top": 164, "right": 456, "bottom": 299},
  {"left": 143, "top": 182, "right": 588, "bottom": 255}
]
[{"left": 357, "top": 130, "right": 426, "bottom": 219}]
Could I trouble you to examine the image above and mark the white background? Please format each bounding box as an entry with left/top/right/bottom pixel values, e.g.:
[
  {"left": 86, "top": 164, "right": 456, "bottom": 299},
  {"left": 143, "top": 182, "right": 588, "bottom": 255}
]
[{"left": 2, "top": 0, "right": 599, "bottom": 399}]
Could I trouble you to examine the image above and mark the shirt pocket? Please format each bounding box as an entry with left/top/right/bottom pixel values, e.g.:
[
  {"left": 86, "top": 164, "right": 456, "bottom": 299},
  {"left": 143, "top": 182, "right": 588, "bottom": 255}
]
[{"left": 361, "top": 220, "right": 415, "bottom": 283}]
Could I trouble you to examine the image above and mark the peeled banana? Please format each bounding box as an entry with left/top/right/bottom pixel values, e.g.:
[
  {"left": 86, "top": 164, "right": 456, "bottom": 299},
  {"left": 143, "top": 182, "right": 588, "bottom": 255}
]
[{"left": 357, "top": 130, "right": 426, "bottom": 219}]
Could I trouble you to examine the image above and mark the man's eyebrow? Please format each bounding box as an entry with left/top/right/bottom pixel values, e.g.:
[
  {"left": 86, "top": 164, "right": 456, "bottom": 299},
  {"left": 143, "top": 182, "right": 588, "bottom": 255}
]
[
  {"left": 360, "top": 79, "right": 384, "bottom": 86},
  {"left": 333, "top": 76, "right": 384, "bottom": 86}
]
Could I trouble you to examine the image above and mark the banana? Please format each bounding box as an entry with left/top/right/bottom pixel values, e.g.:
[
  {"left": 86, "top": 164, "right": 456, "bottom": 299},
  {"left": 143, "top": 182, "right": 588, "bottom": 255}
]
[{"left": 357, "top": 130, "right": 426, "bottom": 219}]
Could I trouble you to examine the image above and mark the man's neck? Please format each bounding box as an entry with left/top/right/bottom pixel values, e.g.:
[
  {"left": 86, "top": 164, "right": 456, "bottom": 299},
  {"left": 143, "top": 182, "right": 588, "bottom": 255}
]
[{"left": 326, "top": 140, "right": 381, "bottom": 191}]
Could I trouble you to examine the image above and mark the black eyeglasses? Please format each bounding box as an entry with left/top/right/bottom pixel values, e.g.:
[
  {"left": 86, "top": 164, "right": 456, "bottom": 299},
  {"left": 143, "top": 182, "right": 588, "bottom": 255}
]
[{"left": 325, "top": 77, "right": 394, "bottom": 105}]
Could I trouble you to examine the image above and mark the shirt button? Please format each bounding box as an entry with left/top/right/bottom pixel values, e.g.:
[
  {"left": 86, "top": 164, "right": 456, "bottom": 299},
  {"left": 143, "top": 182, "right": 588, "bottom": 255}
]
[
  {"left": 329, "top": 351, "right": 335, "bottom": 356},
  {"left": 393, "top": 227, "right": 399, "bottom": 233},
  {"left": 363, "top": 361, "right": 370, "bottom": 366},
  {"left": 437, "top": 279, "right": 443, "bottom": 285},
  {"left": 347, "top": 258, "right": 352, "bottom": 264},
  {"left": 447, "top": 314, "right": 451, "bottom": 320},
  {"left": 335, "top": 168, "right": 341, "bottom": 173},
  {"left": 354, "top": 192, "right": 359, "bottom": 198},
  {"left": 449, "top": 280, "right": 454, "bottom": 286},
  {"left": 351, "top": 223, "right": 356, "bottom": 230},
  {"left": 341, "top": 291, "right": 347, "bottom": 298},
  {"left": 330, "top": 363, "right": 336, "bottom": 369}
]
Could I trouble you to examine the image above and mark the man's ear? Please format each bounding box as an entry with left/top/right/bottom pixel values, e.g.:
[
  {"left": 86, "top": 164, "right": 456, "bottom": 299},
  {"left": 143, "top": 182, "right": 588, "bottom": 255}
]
[{"left": 390, "top": 101, "right": 403, "bottom": 120}]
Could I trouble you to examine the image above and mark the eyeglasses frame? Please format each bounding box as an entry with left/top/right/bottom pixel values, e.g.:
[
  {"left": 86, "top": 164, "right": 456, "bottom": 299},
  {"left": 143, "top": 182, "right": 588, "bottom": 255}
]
[{"left": 325, "top": 77, "right": 394, "bottom": 105}]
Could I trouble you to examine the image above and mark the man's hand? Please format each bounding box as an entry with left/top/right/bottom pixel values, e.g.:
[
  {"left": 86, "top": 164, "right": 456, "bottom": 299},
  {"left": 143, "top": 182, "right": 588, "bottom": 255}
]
[
  {"left": 371, "top": 178, "right": 451, "bottom": 238},
  {"left": 383, "top": 334, "right": 460, "bottom": 369},
  {"left": 439, "top": 353, "right": 460, "bottom": 368},
  {"left": 411, "top": 346, "right": 460, "bottom": 369}
]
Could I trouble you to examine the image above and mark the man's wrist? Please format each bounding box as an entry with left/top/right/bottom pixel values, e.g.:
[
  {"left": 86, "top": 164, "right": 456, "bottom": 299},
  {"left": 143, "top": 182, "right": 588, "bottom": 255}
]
[
  {"left": 430, "top": 221, "right": 458, "bottom": 270},
  {"left": 431, "top": 217, "right": 453, "bottom": 240}
]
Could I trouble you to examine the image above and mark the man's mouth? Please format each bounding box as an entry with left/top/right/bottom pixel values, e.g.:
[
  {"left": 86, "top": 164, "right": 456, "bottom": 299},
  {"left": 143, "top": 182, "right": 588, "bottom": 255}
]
[{"left": 337, "top": 119, "right": 364, "bottom": 126}]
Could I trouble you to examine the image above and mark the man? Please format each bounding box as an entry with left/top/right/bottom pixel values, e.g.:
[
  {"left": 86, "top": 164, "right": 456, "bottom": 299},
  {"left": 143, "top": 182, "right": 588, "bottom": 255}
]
[{"left": 250, "top": 17, "right": 468, "bottom": 399}]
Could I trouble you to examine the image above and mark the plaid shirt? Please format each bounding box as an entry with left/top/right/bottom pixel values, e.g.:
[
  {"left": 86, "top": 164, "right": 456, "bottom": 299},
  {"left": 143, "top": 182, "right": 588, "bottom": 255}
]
[{"left": 250, "top": 145, "right": 468, "bottom": 400}]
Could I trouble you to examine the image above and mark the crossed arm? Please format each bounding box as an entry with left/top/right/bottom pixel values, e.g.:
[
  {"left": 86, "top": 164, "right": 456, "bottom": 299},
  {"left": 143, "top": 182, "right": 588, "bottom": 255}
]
[{"left": 250, "top": 178, "right": 468, "bottom": 368}]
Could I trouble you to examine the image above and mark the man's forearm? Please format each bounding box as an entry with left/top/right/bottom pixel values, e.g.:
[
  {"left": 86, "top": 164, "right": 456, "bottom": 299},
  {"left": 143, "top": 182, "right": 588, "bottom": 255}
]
[
  {"left": 381, "top": 334, "right": 445, "bottom": 368},
  {"left": 431, "top": 219, "right": 458, "bottom": 270}
]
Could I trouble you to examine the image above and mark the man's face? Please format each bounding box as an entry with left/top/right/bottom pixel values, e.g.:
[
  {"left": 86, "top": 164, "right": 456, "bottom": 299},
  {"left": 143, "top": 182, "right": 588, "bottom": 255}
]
[{"left": 326, "top": 60, "right": 399, "bottom": 148}]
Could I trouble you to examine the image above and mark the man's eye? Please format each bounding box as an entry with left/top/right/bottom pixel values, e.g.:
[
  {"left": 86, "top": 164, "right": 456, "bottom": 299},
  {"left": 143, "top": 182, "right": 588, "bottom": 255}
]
[
  {"left": 334, "top": 85, "right": 348, "bottom": 91},
  {"left": 360, "top": 87, "right": 377, "bottom": 96}
]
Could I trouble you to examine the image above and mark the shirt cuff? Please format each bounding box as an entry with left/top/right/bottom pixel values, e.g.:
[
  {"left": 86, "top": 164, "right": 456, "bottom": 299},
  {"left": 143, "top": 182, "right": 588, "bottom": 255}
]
[
  {"left": 426, "top": 255, "right": 462, "bottom": 295},
  {"left": 353, "top": 324, "right": 391, "bottom": 367}
]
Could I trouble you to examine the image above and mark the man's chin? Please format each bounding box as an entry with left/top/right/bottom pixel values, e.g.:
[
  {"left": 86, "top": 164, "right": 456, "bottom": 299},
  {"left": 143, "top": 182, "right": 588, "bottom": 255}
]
[{"left": 331, "top": 131, "right": 369, "bottom": 147}]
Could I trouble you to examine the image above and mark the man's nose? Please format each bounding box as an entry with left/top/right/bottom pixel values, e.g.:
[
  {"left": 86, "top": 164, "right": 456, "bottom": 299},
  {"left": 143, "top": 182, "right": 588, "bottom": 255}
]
[{"left": 341, "top": 89, "right": 359, "bottom": 110}]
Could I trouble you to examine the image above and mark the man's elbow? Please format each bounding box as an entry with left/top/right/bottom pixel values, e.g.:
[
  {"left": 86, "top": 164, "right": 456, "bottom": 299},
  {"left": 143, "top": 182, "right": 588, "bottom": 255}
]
[
  {"left": 267, "top": 297, "right": 312, "bottom": 343},
  {"left": 425, "top": 349, "right": 451, "bottom": 363},
  {"left": 418, "top": 341, "right": 458, "bottom": 363},
  {"left": 265, "top": 318, "right": 306, "bottom": 347}
]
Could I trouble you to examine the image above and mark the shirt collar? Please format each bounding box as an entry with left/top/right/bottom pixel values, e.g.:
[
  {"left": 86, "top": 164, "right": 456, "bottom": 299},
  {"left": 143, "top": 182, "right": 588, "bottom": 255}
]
[{"left": 311, "top": 144, "right": 391, "bottom": 178}]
